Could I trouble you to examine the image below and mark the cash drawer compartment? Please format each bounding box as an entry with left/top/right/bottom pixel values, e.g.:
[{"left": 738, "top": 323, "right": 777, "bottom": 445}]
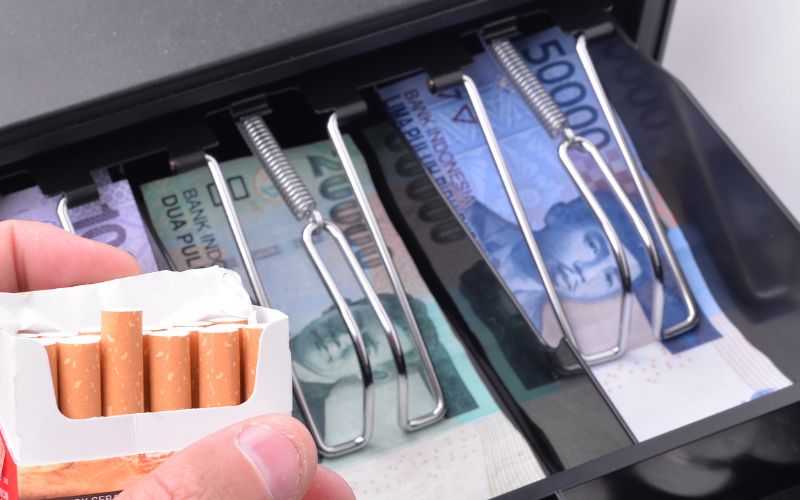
[{"left": 2, "top": 2, "right": 799, "bottom": 498}]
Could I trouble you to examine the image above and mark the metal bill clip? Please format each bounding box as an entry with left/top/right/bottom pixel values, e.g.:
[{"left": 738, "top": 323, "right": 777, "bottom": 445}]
[
  {"left": 439, "top": 32, "right": 698, "bottom": 363},
  {"left": 431, "top": 72, "right": 632, "bottom": 364},
  {"left": 56, "top": 184, "right": 101, "bottom": 235},
  {"left": 327, "top": 113, "right": 446, "bottom": 432},
  {"left": 56, "top": 194, "right": 76, "bottom": 233},
  {"left": 237, "top": 112, "right": 428, "bottom": 456},
  {"left": 202, "top": 154, "right": 272, "bottom": 308},
  {"left": 164, "top": 153, "right": 271, "bottom": 305},
  {"left": 572, "top": 34, "right": 698, "bottom": 338},
  {"left": 485, "top": 33, "right": 697, "bottom": 339}
]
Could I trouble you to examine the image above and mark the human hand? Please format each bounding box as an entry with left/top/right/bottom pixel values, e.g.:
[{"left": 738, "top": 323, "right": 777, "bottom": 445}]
[{"left": 1, "top": 220, "right": 354, "bottom": 499}]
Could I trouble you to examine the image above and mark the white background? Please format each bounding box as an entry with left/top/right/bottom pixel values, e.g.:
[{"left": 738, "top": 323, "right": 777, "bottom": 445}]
[{"left": 662, "top": 0, "right": 800, "bottom": 219}]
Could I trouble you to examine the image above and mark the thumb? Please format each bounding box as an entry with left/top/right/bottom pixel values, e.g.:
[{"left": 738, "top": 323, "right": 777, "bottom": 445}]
[{"left": 119, "top": 414, "right": 323, "bottom": 499}]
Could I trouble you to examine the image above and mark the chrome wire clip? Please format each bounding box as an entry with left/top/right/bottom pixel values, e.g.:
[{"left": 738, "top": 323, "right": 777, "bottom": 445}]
[
  {"left": 440, "top": 73, "right": 632, "bottom": 364},
  {"left": 208, "top": 148, "right": 368, "bottom": 456},
  {"left": 327, "top": 113, "right": 446, "bottom": 432},
  {"left": 573, "top": 34, "right": 698, "bottom": 338},
  {"left": 452, "top": 33, "right": 697, "bottom": 362},
  {"left": 238, "top": 113, "right": 426, "bottom": 456},
  {"left": 204, "top": 154, "right": 272, "bottom": 308},
  {"left": 56, "top": 194, "right": 76, "bottom": 234}
]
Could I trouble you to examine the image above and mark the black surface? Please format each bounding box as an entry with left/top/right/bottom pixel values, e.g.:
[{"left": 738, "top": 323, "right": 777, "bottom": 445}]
[
  {"left": 502, "top": 384, "right": 800, "bottom": 499},
  {"left": 0, "top": 0, "right": 437, "bottom": 129},
  {"left": 0, "top": 0, "right": 541, "bottom": 165},
  {"left": 0, "top": 0, "right": 659, "bottom": 169}
]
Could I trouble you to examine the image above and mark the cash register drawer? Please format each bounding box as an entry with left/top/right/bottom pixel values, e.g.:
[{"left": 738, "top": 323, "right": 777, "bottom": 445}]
[{"left": 2, "top": 1, "right": 799, "bottom": 498}]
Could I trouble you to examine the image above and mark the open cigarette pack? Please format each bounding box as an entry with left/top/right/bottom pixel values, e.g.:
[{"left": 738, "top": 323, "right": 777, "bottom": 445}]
[{"left": 0, "top": 267, "right": 292, "bottom": 500}]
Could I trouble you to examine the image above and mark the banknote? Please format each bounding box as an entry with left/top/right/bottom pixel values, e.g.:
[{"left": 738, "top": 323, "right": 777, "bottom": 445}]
[
  {"left": 139, "top": 138, "right": 546, "bottom": 497},
  {"left": 0, "top": 169, "right": 158, "bottom": 273},
  {"left": 361, "top": 122, "right": 634, "bottom": 468},
  {"left": 378, "top": 26, "right": 790, "bottom": 440}
]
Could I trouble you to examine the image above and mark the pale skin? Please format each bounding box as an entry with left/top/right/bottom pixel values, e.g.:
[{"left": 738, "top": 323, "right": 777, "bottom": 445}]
[{"left": 0, "top": 220, "right": 354, "bottom": 500}]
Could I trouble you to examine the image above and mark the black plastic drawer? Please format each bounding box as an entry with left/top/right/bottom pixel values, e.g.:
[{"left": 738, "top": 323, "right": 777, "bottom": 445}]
[{"left": 2, "top": 1, "right": 799, "bottom": 498}]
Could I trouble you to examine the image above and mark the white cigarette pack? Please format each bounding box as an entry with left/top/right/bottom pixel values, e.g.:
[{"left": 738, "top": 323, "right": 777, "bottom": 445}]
[{"left": 0, "top": 268, "right": 292, "bottom": 499}]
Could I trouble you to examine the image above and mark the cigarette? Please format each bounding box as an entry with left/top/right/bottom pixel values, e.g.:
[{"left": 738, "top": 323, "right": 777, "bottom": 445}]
[
  {"left": 144, "top": 327, "right": 168, "bottom": 407},
  {"left": 35, "top": 338, "right": 59, "bottom": 405},
  {"left": 174, "top": 326, "right": 204, "bottom": 408},
  {"left": 147, "top": 329, "right": 192, "bottom": 412},
  {"left": 198, "top": 325, "right": 241, "bottom": 408},
  {"left": 57, "top": 335, "right": 101, "bottom": 419},
  {"left": 143, "top": 331, "right": 151, "bottom": 411},
  {"left": 239, "top": 325, "right": 265, "bottom": 401},
  {"left": 208, "top": 317, "right": 248, "bottom": 326},
  {"left": 100, "top": 308, "right": 144, "bottom": 416}
]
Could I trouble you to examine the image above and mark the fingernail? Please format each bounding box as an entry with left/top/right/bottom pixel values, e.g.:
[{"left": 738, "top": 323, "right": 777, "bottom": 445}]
[{"left": 236, "top": 424, "right": 301, "bottom": 500}]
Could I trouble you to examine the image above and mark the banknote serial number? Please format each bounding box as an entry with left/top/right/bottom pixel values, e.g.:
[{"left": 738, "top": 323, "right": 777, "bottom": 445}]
[
  {"left": 522, "top": 37, "right": 611, "bottom": 148},
  {"left": 308, "top": 154, "right": 383, "bottom": 269}
]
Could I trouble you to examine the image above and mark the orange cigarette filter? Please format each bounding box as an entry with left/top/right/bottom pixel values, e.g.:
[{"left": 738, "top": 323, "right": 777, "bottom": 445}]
[
  {"left": 57, "top": 335, "right": 102, "bottom": 419},
  {"left": 100, "top": 308, "right": 144, "bottom": 416},
  {"left": 174, "top": 319, "right": 211, "bottom": 404},
  {"left": 78, "top": 327, "right": 100, "bottom": 336},
  {"left": 35, "top": 338, "right": 59, "bottom": 405},
  {"left": 143, "top": 331, "right": 151, "bottom": 411},
  {"left": 239, "top": 325, "right": 265, "bottom": 401},
  {"left": 148, "top": 329, "right": 192, "bottom": 412},
  {"left": 208, "top": 317, "right": 248, "bottom": 326},
  {"left": 174, "top": 327, "right": 202, "bottom": 408},
  {"left": 198, "top": 325, "right": 241, "bottom": 408}
]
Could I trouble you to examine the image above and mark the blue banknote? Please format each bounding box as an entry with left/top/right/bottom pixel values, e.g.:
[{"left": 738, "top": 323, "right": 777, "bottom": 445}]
[
  {"left": 379, "top": 26, "right": 696, "bottom": 356},
  {"left": 379, "top": 27, "right": 790, "bottom": 439}
]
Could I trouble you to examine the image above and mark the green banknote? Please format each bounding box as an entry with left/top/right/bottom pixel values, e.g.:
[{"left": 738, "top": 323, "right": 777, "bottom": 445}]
[{"left": 140, "top": 137, "right": 545, "bottom": 498}]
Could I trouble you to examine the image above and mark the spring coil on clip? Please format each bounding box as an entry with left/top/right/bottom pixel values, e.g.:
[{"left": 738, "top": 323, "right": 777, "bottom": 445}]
[
  {"left": 239, "top": 116, "right": 317, "bottom": 220},
  {"left": 490, "top": 39, "right": 567, "bottom": 137}
]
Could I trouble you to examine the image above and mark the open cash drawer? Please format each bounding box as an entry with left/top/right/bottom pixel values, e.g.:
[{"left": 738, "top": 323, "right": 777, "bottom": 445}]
[{"left": 2, "top": 1, "right": 800, "bottom": 498}]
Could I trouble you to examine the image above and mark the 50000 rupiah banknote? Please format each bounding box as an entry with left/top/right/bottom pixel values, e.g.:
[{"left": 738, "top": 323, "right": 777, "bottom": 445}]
[
  {"left": 0, "top": 169, "right": 158, "bottom": 272},
  {"left": 379, "top": 26, "right": 789, "bottom": 440},
  {"left": 140, "top": 138, "right": 545, "bottom": 498}
]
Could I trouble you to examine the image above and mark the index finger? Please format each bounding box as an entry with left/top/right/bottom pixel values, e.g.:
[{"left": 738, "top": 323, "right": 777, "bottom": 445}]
[{"left": 0, "top": 220, "right": 141, "bottom": 292}]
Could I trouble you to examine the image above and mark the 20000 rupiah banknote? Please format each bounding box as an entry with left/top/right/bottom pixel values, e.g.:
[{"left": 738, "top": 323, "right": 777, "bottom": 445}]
[
  {"left": 140, "top": 138, "right": 546, "bottom": 499},
  {"left": 378, "top": 26, "right": 790, "bottom": 441}
]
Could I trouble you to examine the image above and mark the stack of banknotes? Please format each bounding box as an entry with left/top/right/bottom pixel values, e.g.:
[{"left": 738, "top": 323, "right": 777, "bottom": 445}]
[{"left": 377, "top": 25, "right": 790, "bottom": 441}]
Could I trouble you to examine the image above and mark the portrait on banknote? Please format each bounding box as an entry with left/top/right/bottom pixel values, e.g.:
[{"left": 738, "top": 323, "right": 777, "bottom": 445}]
[{"left": 292, "top": 292, "right": 477, "bottom": 445}]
